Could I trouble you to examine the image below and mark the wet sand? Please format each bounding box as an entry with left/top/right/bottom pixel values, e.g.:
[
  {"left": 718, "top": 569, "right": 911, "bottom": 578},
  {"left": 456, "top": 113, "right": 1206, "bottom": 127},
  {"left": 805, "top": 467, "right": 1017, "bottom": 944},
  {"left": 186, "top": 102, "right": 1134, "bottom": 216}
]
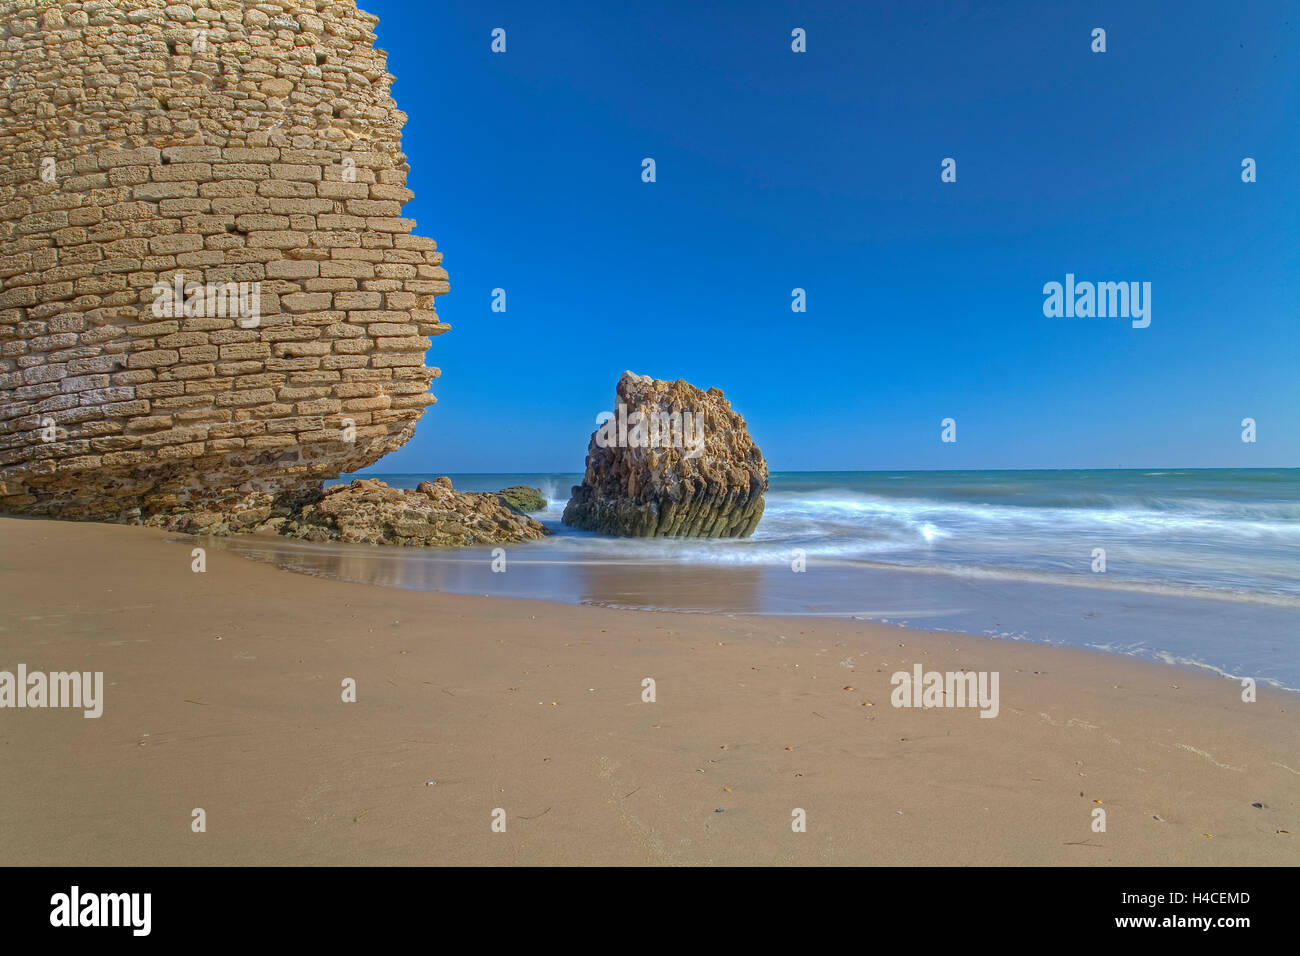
[
  {"left": 208, "top": 527, "right": 1300, "bottom": 693},
  {"left": 0, "top": 515, "right": 1296, "bottom": 865}
]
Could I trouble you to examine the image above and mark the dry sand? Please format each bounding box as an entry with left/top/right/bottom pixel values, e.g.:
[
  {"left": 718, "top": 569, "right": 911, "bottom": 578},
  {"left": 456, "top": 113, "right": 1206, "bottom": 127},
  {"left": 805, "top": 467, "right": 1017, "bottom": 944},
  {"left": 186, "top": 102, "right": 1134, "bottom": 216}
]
[{"left": 0, "top": 515, "right": 1295, "bottom": 865}]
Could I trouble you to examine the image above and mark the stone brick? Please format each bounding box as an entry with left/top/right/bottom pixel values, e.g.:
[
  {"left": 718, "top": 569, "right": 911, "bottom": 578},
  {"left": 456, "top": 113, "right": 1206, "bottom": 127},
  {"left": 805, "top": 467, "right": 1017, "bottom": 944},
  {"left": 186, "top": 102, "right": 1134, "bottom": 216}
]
[
  {"left": 335, "top": 291, "right": 383, "bottom": 310},
  {"left": 128, "top": 350, "right": 180, "bottom": 369}
]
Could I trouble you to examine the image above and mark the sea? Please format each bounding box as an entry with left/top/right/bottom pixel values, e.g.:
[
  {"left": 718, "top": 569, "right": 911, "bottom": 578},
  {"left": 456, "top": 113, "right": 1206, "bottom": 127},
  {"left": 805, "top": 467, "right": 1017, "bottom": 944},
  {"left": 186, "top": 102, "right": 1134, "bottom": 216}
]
[{"left": 210, "top": 469, "right": 1300, "bottom": 691}]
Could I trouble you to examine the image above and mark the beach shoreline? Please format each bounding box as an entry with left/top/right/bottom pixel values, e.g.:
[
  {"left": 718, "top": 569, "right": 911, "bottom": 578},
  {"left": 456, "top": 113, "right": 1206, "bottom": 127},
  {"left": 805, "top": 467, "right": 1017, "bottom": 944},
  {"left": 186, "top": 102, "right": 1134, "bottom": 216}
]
[{"left": 1, "top": 515, "right": 1296, "bottom": 865}]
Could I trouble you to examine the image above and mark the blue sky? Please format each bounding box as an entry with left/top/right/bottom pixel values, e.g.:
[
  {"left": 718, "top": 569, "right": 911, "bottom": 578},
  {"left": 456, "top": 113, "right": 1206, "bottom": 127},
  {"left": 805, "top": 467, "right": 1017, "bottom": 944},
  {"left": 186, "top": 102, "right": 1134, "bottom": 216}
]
[{"left": 358, "top": 0, "right": 1297, "bottom": 472}]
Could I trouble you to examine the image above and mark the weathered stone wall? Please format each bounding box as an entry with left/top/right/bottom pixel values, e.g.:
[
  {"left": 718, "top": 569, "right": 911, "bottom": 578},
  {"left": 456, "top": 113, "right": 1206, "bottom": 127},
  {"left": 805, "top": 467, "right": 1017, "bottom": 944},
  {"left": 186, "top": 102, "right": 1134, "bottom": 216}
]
[{"left": 0, "top": 0, "right": 447, "bottom": 526}]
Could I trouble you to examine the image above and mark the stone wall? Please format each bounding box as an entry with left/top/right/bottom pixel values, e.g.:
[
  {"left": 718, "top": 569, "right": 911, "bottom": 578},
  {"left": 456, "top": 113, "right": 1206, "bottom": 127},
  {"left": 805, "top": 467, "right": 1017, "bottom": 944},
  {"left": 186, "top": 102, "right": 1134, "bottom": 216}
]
[{"left": 0, "top": 0, "right": 447, "bottom": 525}]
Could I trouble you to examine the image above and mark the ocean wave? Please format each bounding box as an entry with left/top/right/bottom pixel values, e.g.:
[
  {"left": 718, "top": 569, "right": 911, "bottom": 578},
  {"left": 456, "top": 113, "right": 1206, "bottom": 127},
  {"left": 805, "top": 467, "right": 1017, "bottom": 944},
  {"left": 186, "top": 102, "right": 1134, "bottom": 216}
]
[
  {"left": 349, "top": 471, "right": 1300, "bottom": 603},
  {"left": 526, "top": 481, "right": 1300, "bottom": 602}
]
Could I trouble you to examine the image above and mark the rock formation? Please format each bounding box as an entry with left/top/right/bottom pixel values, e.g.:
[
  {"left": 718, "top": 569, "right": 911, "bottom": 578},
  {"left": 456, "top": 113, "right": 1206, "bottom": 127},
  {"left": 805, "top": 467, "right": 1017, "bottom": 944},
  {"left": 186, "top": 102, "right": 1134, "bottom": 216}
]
[
  {"left": 281, "top": 477, "right": 548, "bottom": 547},
  {"left": 562, "top": 371, "right": 768, "bottom": 537},
  {"left": 0, "top": 1, "right": 457, "bottom": 532},
  {"left": 497, "top": 485, "right": 545, "bottom": 513}
]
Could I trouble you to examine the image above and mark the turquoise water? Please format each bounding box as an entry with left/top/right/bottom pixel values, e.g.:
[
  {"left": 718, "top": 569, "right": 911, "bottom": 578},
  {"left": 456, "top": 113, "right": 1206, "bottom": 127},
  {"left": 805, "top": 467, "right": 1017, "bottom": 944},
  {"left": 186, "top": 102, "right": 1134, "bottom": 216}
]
[{"left": 263, "top": 469, "right": 1300, "bottom": 688}]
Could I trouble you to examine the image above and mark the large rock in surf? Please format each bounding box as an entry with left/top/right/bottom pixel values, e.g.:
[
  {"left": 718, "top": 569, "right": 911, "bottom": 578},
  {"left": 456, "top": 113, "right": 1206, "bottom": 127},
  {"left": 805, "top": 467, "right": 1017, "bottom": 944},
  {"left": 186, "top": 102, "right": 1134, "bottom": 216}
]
[{"left": 562, "top": 372, "right": 767, "bottom": 537}]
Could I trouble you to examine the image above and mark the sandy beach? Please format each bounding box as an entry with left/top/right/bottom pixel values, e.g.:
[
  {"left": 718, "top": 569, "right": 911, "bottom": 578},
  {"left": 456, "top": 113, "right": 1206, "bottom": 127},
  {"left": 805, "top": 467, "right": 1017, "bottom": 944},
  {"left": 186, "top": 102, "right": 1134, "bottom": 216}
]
[{"left": 0, "top": 514, "right": 1295, "bottom": 866}]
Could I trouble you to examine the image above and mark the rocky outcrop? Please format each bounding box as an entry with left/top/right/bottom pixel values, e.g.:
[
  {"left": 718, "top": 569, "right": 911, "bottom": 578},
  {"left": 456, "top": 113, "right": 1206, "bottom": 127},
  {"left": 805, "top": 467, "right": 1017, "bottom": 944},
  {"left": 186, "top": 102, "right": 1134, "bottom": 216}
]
[
  {"left": 497, "top": 485, "right": 545, "bottom": 513},
  {"left": 279, "top": 477, "right": 548, "bottom": 547},
  {"left": 128, "top": 474, "right": 549, "bottom": 545},
  {"left": 0, "top": 1, "right": 450, "bottom": 527},
  {"left": 562, "top": 371, "right": 767, "bottom": 537}
]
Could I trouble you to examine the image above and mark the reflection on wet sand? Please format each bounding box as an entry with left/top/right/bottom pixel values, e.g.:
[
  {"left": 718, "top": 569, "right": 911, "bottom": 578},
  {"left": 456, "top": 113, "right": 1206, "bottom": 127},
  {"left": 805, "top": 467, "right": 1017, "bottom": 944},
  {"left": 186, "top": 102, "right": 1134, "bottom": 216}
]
[
  {"left": 193, "top": 529, "right": 1300, "bottom": 690},
  {"left": 571, "top": 560, "right": 765, "bottom": 613},
  {"left": 206, "top": 534, "right": 518, "bottom": 596},
  {"left": 204, "top": 532, "right": 770, "bottom": 611}
]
